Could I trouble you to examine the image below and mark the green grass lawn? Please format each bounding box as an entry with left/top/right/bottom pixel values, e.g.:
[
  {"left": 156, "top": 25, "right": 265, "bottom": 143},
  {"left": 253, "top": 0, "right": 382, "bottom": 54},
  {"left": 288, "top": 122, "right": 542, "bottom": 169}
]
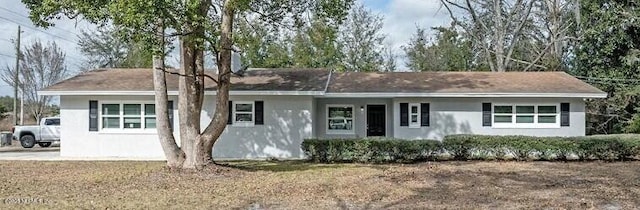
[{"left": 0, "top": 160, "right": 639, "bottom": 209}]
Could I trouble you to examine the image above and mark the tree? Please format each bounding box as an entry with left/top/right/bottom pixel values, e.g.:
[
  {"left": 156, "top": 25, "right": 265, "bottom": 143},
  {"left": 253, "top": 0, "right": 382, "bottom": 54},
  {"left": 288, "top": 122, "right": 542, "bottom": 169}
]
[
  {"left": 1, "top": 41, "right": 68, "bottom": 122},
  {"left": 24, "top": 0, "right": 354, "bottom": 169},
  {"left": 78, "top": 26, "right": 154, "bottom": 69},
  {"left": 291, "top": 18, "right": 343, "bottom": 69},
  {"left": 574, "top": 0, "right": 640, "bottom": 134},
  {"left": 339, "top": 4, "right": 386, "bottom": 72},
  {"left": 403, "top": 26, "right": 473, "bottom": 71}
]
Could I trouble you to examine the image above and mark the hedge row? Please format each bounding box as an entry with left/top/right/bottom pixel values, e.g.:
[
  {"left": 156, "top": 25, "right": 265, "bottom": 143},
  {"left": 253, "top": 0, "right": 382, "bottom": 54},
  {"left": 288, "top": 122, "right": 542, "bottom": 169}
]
[
  {"left": 301, "top": 135, "right": 640, "bottom": 163},
  {"left": 444, "top": 134, "right": 640, "bottom": 161},
  {"left": 301, "top": 138, "right": 441, "bottom": 163}
]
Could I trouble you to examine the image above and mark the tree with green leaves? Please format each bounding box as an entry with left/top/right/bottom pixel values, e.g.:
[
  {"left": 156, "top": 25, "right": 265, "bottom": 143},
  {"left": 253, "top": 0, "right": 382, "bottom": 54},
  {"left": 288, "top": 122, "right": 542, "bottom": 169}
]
[
  {"left": 78, "top": 26, "right": 153, "bottom": 69},
  {"left": 574, "top": 0, "right": 640, "bottom": 134},
  {"left": 291, "top": 19, "right": 343, "bottom": 69},
  {"left": 339, "top": 4, "right": 386, "bottom": 72},
  {"left": 23, "top": 0, "right": 353, "bottom": 169},
  {"left": 403, "top": 26, "right": 473, "bottom": 71}
]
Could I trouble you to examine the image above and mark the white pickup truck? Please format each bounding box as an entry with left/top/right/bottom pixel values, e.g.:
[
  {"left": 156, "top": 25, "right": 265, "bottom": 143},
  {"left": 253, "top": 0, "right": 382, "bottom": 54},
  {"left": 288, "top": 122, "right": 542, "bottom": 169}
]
[{"left": 11, "top": 117, "right": 61, "bottom": 148}]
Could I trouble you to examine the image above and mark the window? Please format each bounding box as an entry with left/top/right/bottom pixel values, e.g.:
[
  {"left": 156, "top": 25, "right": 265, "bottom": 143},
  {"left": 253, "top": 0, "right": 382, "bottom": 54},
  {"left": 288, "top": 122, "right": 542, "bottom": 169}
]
[
  {"left": 492, "top": 104, "right": 560, "bottom": 128},
  {"left": 44, "top": 118, "right": 60, "bottom": 126},
  {"left": 100, "top": 103, "right": 158, "bottom": 130},
  {"left": 327, "top": 105, "right": 354, "bottom": 134},
  {"left": 102, "top": 104, "right": 120, "bottom": 129},
  {"left": 409, "top": 103, "right": 420, "bottom": 128},
  {"left": 233, "top": 101, "right": 254, "bottom": 126}
]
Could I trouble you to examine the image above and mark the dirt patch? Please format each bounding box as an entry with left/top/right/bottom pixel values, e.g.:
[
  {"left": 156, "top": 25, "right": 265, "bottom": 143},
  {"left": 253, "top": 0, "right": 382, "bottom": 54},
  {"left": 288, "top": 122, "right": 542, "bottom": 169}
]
[{"left": 0, "top": 161, "right": 638, "bottom": 209}]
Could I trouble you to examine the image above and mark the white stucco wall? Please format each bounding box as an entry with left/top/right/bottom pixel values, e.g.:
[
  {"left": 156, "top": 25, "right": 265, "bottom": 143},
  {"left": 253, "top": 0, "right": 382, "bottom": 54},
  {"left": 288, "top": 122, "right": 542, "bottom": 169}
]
[
  {"left": 392, "top": 97, "right": 586, "bottom": 140},
  {"left": 59, "top": 95, "right": 313, "bottom": 159},
  {"left": 202, "top": 95, "right": 314, "bottom": 159},
  {"left": 59, "top": 95, "right": 179, "bottom": 159}
]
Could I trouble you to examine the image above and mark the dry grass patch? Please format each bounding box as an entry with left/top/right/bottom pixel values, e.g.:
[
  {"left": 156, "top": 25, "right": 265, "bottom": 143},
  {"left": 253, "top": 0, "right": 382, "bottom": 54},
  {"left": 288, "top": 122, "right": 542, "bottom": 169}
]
[{"left": 0, "top": 161, "right": 639, "bottom": 209}]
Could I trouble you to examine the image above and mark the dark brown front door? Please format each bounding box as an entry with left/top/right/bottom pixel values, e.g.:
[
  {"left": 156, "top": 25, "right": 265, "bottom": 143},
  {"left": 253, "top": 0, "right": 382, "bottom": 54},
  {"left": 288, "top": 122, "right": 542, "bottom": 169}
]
[{"left": 367, "top": 105, "right": 386, "bottom": 137}]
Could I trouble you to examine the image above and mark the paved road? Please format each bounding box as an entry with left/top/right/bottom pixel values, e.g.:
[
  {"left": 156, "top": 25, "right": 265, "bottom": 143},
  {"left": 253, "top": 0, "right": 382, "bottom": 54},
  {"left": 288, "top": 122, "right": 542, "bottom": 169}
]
[{"left": 0, "top": 151, "right": 61, "bottom": 160}]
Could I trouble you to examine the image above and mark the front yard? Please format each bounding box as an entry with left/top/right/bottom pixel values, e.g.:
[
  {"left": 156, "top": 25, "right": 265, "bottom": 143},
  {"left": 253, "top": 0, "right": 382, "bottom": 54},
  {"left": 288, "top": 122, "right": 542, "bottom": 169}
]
[{"left": 0, "top": 161, "right": 639, "bottom": 209}]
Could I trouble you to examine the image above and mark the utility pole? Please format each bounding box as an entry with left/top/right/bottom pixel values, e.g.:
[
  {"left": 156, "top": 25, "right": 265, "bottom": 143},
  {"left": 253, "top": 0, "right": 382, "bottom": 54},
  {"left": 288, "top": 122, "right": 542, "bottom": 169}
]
[{"left": 12, "top": 26, "right": 21, "bottom": 126}]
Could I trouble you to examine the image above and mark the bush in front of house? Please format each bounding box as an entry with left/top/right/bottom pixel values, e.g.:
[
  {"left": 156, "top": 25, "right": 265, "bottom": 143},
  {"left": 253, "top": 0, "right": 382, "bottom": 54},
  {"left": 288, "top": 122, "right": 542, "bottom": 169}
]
[
  {"left": 302, "top": 135, "right": 640, "bottom": 163},
  {"left": 443, "top": 134, "right": 640, "bottom": 161},
  {"left": 301, "top": 138, "right": 442, "bottom": 163}
]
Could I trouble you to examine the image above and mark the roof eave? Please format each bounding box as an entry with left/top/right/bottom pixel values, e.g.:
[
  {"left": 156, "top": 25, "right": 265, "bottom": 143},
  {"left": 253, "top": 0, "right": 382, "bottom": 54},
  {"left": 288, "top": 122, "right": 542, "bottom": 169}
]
[
  {"left": 38, "top": 90, "right": 325, "bottom": 96},
  {"left": 321, "top": 92, "right": 608, "bottom": 98}
]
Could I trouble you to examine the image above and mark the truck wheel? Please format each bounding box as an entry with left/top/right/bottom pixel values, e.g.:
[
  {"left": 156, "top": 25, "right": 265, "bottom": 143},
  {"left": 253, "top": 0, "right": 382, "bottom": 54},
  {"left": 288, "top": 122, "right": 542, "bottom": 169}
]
[
  {"left": 38, "top": 142, "right": 52, "bottom": 147},
  {"left": 20, "top": 135, "right": 35, "bottom": 148}
]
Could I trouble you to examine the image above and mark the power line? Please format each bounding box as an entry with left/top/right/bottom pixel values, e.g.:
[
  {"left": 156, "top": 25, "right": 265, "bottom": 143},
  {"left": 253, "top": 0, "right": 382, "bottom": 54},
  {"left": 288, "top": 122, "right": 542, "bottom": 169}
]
[
  {"left": 0, "top": 6, "right": 81, "bottom": 37},
  {"left": 574, "top": 75, "right": 640, "bottom": 83},
  {"left": 0, "top": 52, "right": 15, "bottom": 58},
  {"left": 0, "top": 15, "right": 78, "bottom": 45}
]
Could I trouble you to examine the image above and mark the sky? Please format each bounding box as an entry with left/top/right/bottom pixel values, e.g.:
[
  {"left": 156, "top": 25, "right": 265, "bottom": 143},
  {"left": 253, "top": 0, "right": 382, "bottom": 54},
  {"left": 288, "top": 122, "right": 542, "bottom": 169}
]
[{"left": 0, "top": 0, "right": 451, "bottom": 97}]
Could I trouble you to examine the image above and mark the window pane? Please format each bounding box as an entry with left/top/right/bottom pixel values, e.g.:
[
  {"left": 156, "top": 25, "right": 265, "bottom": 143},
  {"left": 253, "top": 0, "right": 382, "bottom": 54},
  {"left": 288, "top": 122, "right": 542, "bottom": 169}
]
[
  {"left": 102, "top": 117, "right": 120, "bottom": 128},
  {"left": 411, "top": 114, "right": 418, "bottom": 123},
  {"left": 124, "top": 117, "right": 141, "bottom": 128},
  {"left": 328, "top": 119, "right": 353, "bottom": 130},
  {"left": 494, "top": 106, "right": 512, "bottom": 114},
  {"left": 538, "top": 115, "right": 556, "bottom": 123},
  {"left": 516, "top": 115, "right": 534, "bottom": 123},
  {"left": 124, "top": 104, "right": 141, "bottom": 115},
  {"left": 236, "top": 103, "right": 253, "bottom": 112},
  {"left": 102, "top": 104, "right": 120, "bottom": 115},
  {"left": 236, "top": 113, "right": 253, "bottom": 122},
  {"left": 328, "top": 107, "right": 353, "bottom": 118},
  {"left": 516, "top": 106, "right": 534, "bottom": 114},
  {"left": 411, "top": 106, "right": 418, "bottom": 114},
  {"left": 145, "top": 104, "right": 155, "bottom": 115},
  {"left": 145, "top": 117, "right": 156, "bottom": 128},
  {"left": 494, "top": 115, "right": 512, "bottom": 123},
  {"left": 538, "top": 106, "right": 557, "bottom": 114}
]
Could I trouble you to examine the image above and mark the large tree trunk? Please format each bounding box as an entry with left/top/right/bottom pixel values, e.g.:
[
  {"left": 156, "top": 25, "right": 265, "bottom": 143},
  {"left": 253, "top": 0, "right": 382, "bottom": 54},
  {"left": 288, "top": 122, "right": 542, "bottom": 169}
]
[
  {"left": 178, "top": 0, "right": 210, "bottom": 170},
  {"left": 153, "top": 56, "right": 185, "bottom": 168},
  {"left": 153, "top": 22, "right": 184, "bottom": 168},
  {"left": 202, "top": 0, "right": 234, "bottom": 162}
]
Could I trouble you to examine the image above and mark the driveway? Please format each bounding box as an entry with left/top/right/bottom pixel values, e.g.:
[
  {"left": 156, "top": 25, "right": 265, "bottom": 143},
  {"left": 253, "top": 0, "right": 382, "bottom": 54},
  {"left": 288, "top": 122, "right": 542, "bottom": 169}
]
[
  {"left": 0, "top": 141, "right": 164, "bottom": 160},
  {"left": 0, "top": 151, "right": 61, "bottom": 160}
]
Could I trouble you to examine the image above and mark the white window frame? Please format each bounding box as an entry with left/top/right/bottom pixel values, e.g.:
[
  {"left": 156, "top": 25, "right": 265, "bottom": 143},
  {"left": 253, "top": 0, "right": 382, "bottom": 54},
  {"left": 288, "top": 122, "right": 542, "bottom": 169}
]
[
  {"left": 492, "top": 104, "right": 560, "bottom": 128},
  {"left": 98, "top": 101, "right": 159, "bottom": 133},
  {"left": 232, "top": 101, "right": 255, "bottom": 127},
  {"left": 326, "top": 104, "right": 355, "bottom": 134},
  {"left": 409, "top": 103, "right": 421, "bottom": 128}
]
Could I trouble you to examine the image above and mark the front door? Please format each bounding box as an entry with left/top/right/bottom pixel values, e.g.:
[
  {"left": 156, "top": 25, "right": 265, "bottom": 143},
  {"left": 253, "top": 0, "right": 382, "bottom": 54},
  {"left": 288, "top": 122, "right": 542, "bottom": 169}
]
[{"left": 367, "top": 105, "right": 386, "bottom": 137}]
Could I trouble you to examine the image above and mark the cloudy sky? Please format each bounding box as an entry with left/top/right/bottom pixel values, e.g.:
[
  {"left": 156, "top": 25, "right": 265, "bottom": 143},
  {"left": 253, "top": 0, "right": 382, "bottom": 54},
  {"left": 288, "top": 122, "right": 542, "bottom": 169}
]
[{"left": 0, "top": 0, "right": 451, "bottom": 96}]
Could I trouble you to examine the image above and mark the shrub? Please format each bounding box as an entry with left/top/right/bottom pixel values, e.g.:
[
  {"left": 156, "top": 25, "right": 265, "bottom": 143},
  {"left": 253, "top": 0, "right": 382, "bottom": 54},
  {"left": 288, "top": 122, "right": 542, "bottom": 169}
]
[
  {"left": 303, "top": 134, "right": 640, "bottom": 163},
  {"left": 443, "top": 135, "right": 640, "bottom": 161},
  {"left": 301, "top": 138, "right": 442, "bottom": 163}
]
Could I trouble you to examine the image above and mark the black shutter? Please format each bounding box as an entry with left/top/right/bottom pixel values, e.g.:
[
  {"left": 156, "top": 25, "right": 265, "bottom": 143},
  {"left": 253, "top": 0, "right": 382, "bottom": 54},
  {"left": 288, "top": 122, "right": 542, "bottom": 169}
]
[
  {"left": 482, "top": 103, "right": 492, "bottom": 127},
  {"left": 227, "top": 100, "right": 233, "bottom": 125},
  {"left": 561, "top": 103, "right": 570, "bottom": 127},
  {"left": 400, "top": 103, "right": 408, "bottom": 126},
  {"left": 255, "top": 101, "right": 264, "bottom": 125},
  {"left": 420, "top": 103, "right": 430, "bottom": 126},
  {"left": 89, "top": 100, "right": 98, "bottom": 131},
  {"left": 168, "top": 101, "right": 174, "bottom": 130}
]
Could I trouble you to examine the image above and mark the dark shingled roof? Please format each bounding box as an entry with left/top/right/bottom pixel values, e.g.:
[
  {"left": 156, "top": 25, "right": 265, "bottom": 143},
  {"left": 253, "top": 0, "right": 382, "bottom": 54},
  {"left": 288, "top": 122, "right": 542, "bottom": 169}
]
[
  {"left": 327, "top": 71, "right": 605, "bottom": 94},
  {"left": 43, "top": 68, "right": 331, "bottom": 92},
  {"left": 42, "top": 68, "right": 605, "bottom": 95}
]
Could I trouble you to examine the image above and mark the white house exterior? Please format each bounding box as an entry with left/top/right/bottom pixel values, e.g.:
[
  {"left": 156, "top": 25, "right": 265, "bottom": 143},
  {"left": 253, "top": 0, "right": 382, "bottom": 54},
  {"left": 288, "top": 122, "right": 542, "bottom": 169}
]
[{"left": 39, "top": 68, "right": 607, "bottom": 159}]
